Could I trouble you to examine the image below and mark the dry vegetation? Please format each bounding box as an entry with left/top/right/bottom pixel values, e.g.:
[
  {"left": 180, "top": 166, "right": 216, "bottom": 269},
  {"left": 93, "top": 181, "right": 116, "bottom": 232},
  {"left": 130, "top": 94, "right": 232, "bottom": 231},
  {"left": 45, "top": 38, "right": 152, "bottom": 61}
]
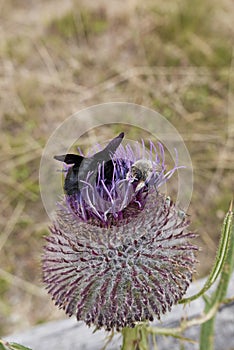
[{"left": 0, "top": 0, "right": 233, "bottom": 336}]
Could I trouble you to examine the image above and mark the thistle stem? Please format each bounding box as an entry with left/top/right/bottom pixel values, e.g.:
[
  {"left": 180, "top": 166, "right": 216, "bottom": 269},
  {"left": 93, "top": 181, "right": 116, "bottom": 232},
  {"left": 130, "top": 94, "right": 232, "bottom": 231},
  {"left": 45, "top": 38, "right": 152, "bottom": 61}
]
[{"left": 121, "top": 324, "right": 149, "bottom": 350}]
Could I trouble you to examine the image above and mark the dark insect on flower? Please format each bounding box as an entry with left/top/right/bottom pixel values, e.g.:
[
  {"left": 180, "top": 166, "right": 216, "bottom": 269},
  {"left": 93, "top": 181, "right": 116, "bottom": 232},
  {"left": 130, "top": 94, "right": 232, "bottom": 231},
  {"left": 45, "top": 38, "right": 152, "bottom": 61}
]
[
  {"left": 42, "top": 132, "right": 197, "bottom": 331},
  {"left": 54, "top": 132, "right": 124, "bottom": 195}
]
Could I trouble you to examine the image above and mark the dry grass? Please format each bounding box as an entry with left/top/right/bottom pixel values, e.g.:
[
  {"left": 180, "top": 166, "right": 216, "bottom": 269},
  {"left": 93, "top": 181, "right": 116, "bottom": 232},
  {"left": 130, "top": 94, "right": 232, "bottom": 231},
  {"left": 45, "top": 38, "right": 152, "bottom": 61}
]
[{"left": 0, "top": 0, "right": 233, "bottom": 336}]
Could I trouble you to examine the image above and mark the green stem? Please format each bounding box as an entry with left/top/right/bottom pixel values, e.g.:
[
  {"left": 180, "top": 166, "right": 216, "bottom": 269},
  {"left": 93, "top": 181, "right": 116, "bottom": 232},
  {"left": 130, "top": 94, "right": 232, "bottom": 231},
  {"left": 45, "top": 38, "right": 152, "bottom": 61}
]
[
  {"left": 199, "top": 313, "right": 215, "bottom": 350},
  {"left": 121, "top": 324, "right": 149, "bottom": 350}
]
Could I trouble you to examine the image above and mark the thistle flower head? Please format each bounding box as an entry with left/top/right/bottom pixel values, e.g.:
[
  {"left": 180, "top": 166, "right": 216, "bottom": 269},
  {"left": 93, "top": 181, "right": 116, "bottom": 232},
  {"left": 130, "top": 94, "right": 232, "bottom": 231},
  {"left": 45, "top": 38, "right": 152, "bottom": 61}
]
[{"left": 42, "top": 133, "right": 197, "bottom": 331}]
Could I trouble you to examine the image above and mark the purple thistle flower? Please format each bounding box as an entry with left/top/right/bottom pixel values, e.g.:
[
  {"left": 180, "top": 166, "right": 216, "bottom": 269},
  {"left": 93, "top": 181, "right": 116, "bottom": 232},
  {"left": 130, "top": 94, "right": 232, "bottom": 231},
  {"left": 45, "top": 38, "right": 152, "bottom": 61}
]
[{"left": 42, "top": 133, "right": 197, "bottom": 331}]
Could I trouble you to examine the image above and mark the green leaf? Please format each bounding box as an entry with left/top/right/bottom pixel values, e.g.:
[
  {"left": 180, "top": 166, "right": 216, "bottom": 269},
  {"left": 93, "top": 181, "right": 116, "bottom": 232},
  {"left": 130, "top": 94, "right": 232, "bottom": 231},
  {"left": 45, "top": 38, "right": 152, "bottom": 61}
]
[
  {"left": 180, "top": 201, "right": 234, "bottom": 304},
  {"left": 0, "top": 343, "right": 6, "bottom": 350},
  {"left": 8, "top": 343, "right": 32, "bottom": 350},
  {"left": 199, "top": 201, "right": 233, "bottom": 350},
  {"left": 0, "top": 340, "right": 32, "bottom": 350}
]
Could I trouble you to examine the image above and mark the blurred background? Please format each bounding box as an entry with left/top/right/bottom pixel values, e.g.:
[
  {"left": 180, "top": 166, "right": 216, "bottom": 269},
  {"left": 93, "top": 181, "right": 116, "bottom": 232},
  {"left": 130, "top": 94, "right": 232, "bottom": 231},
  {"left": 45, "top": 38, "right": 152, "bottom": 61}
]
[{"left": 0, "top": 0, "right": 233, "bottom": 337}]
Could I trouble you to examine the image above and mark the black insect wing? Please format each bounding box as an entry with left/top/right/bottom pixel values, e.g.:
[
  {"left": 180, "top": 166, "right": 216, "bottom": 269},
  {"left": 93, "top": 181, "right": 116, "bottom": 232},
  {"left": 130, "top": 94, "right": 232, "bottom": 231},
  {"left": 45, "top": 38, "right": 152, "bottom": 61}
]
[
  {"left": 64, "top": 164, "right": 81, "bottom": 195},
  {"left": 54, "top": 132, "right": 125, "bottom": 196}
]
